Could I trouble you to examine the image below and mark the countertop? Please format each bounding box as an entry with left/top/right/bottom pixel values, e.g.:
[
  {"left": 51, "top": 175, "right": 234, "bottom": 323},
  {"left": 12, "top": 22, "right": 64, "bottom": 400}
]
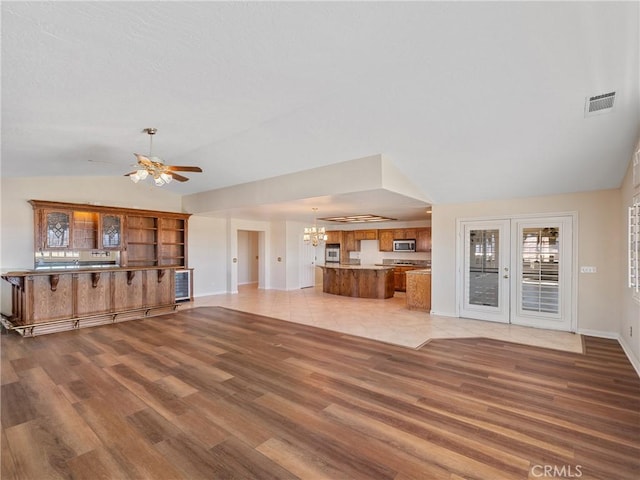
[
  {"left": 320, "top": 264, "right": 393, "bottom": 270},
  {"left": 405, "top": 268, "right": 432, "bottom": 275},
  {"left": 1, "top": 265, "right": 184, "bottom": 277}
]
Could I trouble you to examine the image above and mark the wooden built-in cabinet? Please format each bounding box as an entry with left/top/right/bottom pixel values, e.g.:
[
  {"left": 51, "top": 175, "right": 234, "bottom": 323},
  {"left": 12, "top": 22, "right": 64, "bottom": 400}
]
[
  {"left": 406, "top": 270, "right": 431, "bottom": 311},
  {"left": 2, "top": 200, "right": 193, "bottom": 336},
  {"left": 392, "top": 265, "right": 422, "bottom": 292},
  {"left": 378, "top": 230, "right": 395, "bottom": 252},
  {"left": 378, "top": 227, "right": 431, "bottom": 252},
  {"left": 30, "top": 200, "right": 190, "bottom": 268},
  {"left": 354, "top": 229, "right": 378, "bottom": 241},
  {"left": 416, "top": 227, "right": 431, "bottom": 252},
  {"left": 325, "top": 230, "right": 342, "bottom": 244},
  {"left": 326, "top": 227, "right": 431, "bottom": 253}
]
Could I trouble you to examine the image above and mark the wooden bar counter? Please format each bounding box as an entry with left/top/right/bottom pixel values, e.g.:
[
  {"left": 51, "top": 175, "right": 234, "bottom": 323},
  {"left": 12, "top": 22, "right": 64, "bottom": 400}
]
[
  {"left": 1, "top": 266, "right": 179, "bottom": 336},
  {"left": 319, "top": 265, "right": 395, "bottom": 299}
]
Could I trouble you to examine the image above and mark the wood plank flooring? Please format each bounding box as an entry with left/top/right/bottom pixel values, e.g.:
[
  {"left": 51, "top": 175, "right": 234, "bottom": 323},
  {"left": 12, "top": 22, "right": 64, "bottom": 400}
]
[{"left": 1, "top": 306, "right": 639, "bottom": 479}]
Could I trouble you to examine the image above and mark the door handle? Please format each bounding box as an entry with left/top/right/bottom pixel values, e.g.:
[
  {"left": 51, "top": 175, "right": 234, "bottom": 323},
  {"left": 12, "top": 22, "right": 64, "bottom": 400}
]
[{"left": 503, "top": 275, "right": 509, "bottom": 279}]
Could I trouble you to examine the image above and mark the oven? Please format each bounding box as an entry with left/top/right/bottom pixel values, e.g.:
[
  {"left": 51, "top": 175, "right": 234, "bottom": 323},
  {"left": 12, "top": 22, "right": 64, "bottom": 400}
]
[{"left": 325, "top": 244, "right": 341, "bottom": 263}]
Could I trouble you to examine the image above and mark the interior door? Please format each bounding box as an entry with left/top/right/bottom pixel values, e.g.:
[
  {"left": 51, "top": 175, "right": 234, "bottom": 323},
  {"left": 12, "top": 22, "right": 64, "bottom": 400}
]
[
  {"left": 460, "top": 220, "right": 511, "bottom": 323},
  {"left": 300, "top": 241, "right": 317, "bottom": 289},
  {"left": 511, "top": 217, "right": 573, "bottom": 331}
]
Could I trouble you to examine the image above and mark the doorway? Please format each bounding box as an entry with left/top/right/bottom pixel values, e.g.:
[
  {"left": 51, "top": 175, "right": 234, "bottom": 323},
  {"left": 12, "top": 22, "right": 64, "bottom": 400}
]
[{"left": 458, "top": 215, "right": 575, "bottom": 331}]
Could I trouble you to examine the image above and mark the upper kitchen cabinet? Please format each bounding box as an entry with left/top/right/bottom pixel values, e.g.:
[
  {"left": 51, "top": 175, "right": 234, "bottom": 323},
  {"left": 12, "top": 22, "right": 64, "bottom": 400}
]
[
  {"left": 378, "top": 229, "right": 395, "bottom": 252},
  {"left": 378, "top": 227, "right": 430, "bottom": 252},
  {"left": 326, "top": 230, "right": 342, "bottom": 244},
  {"left": 394, "top": 228, "right": 417, "bottom": 240},
  {"left": 343, "top": 231, "right": 356, "bottom": 252},
  {"left": 416, "top": 228, "right": 432, "bottom": 252},
  {"left": 354, "top": 230, "right": 378, "bottom": 241}
]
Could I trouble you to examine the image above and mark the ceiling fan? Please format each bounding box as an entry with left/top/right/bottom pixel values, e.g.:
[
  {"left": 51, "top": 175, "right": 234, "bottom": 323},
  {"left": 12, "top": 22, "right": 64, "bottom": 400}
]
[{"left": 126, "top": 128, "right": 203, "bottom": 186}]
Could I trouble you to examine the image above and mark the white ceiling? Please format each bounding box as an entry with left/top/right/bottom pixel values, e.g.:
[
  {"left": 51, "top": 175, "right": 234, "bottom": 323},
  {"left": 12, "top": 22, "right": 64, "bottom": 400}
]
[{"left": 2, "top": 1, "right": 639, "bottom": 221}]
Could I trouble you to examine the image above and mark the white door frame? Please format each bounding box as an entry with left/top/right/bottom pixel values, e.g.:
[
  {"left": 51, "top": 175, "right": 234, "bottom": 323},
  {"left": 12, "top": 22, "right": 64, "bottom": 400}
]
[{"left": 456, "top": 213, "right": 578, "bottom": 332}]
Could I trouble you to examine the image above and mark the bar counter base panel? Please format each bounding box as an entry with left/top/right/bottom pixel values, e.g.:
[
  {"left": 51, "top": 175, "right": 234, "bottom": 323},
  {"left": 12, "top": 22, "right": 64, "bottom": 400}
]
[{"left": 1, "top": 266, "right": 184, "bottom": 337}]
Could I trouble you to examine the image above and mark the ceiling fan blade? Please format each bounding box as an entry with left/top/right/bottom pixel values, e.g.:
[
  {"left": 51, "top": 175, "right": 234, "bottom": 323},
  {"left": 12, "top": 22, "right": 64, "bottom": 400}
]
[
  {"left": 170, "top": 172, "right": 190, "bottom": 182},
  {"left": 124, "top": 171, "right": 137, "bottom": 177},
  {"left": 167, "top": 166, "right": 203, "bottom": 172}
]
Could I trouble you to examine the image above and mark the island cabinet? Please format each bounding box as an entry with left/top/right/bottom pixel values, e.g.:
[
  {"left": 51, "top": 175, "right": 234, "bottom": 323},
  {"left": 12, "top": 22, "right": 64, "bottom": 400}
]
[
  {"left": 406, "top": 269, "right": 432, "bottom": 311},
  {"left": 319, "top": 265, "right": 394, "bottom": 299},
  {"left": 1, "top": 266, "right": 178, "bottom": 336}
]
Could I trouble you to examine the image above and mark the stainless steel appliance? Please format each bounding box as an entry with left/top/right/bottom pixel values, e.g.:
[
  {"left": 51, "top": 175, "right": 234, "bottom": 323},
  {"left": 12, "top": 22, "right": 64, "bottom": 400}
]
[
  {"left": 325, "top": 244, "right": 341, "bottom": 263},
  {"left": 393, "top": 239, "right": 416, "bottom": 252},
  {"left": 175, "top": 269, "right": 192, "bottom": 301}
]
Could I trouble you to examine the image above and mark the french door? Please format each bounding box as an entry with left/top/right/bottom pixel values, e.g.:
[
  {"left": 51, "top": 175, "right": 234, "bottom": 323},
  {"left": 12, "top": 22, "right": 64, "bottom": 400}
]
[{"left": 459, "top": 216, "right": 574, "bottom": 331}]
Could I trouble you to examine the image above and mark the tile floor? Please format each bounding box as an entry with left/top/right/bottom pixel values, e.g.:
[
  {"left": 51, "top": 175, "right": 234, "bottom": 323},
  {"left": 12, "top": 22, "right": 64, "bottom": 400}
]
[{"left": 184, "top": 284, "right": 584, "bottom": 353}]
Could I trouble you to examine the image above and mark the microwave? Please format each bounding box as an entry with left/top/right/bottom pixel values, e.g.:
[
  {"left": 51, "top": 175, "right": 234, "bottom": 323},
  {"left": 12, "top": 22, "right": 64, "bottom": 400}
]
[{"left": 393, "top": 239, "right": 416, "bottom": 252}]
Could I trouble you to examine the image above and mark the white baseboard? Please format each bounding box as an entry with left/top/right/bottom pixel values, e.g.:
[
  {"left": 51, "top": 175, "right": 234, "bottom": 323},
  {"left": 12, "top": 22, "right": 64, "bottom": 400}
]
[
  {"left": 578, "top": 328, "right": 640, "bottom": 378},
  {"left": 429, "top": 310, "right": 458, "bottom": 318},
  {"left": 618, "top": 335, "right": 640, "bottom": 378},
  {"left": 577, "top": 328, "right": 618, "bottom": 339}
]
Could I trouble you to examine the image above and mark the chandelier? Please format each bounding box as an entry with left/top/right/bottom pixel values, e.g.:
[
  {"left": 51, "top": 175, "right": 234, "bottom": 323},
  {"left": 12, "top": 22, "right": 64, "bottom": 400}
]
[{"left": 303, "top": 208, "right": 327, "bottom": 247}]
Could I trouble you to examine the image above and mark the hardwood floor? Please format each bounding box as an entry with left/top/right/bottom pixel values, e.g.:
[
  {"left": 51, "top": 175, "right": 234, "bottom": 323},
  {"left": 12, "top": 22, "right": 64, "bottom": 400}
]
[{"left": 2, "top": 306, "right": 639, "bottom": 479}]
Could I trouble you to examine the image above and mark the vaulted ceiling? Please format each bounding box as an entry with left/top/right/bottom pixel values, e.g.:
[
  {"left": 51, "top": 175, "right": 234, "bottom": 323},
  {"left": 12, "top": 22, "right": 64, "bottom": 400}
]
[{"left": 2, "top": 2, "right": 638, "bottom": 219}]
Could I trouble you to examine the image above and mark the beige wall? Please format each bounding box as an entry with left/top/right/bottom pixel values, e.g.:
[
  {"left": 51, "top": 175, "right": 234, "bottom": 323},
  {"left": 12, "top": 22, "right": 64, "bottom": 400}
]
[{"left": 431, "top": 189, "right": 622, "bottom": 336}]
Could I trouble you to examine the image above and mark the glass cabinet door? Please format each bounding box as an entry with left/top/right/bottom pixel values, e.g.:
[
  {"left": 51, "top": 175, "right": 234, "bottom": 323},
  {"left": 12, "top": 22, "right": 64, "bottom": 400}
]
[
  {"left": 45, "top": 211, "right": 71, "bottom": 248},
  {"left": 101, "top": 215, "right": 122, "bottom": 248}
]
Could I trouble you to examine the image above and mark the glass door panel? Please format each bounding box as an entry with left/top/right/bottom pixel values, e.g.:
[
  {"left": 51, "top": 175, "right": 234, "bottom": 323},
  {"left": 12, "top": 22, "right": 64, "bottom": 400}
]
[
  {"left": 460, "top": 220, "right": 510, "bottom": 323},
  {"left": 468, "top": 229, "right": 500, "bottom": 307},
  {"left": 46, "top": 211, "right": 71, "bottom": 248},
  {"left": 512, "top": 217, "right": 573, "bottom": 331}
]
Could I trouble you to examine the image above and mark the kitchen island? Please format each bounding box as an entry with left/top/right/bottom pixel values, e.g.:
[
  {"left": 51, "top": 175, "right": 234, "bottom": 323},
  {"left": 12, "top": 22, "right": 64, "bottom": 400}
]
[
  {"left": 1, "top": 266, "right": 180, "bottom": 336},
  {"left": 319, "top": 264, "right": 395, "bottom": 299}
]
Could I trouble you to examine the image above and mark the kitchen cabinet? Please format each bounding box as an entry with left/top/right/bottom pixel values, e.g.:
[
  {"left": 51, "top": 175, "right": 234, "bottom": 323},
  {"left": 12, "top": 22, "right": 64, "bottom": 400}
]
[
  {"left": 393, "top": 265, "right": 421, "bottom": 292},
  {"left": 393, "top": 228, "right": 417, "bottom": 240},
  {"left": 343, "top": 230, "right": 356, "bottom": 252},
  {"left": 326, "top": 230, "right": 342, "bottom": 244},
  {"left": 354, "top": 229, "right": 378, "bottom": 241},
  {"left": 416, "top": 227, "right": 431, "bottom": 252},
  {"left": 378, "top": 229, "right": 394, "bottom": 252}
]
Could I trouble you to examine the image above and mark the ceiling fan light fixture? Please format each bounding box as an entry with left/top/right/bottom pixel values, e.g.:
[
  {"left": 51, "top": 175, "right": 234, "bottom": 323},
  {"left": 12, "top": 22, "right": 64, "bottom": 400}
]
[
  {"left": 160, "top": 172, "right": 173, "bottom": 184},
  {"left": 126, "top": 128, "right": 202, "bottom": 185}
]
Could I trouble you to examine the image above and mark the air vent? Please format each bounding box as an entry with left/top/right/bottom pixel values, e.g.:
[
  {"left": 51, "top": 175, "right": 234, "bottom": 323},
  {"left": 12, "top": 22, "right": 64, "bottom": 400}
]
[{"left": 585, "top": 91, "right": 616, "bottom": 117}]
